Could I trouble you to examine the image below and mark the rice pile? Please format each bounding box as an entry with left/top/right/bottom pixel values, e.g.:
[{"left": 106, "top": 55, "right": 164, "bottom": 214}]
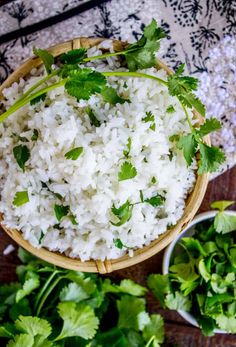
[{"left": 0, "top": 42, "right": 196, "bottom": 261}]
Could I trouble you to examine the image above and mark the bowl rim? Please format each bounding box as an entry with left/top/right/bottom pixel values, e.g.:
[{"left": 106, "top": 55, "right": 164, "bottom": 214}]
[
  {"left": 0, "top": 37, "right": 209, "bottom": 273},
  {"left": 162, "top": 209, "right": 236, "bottom": 334}
]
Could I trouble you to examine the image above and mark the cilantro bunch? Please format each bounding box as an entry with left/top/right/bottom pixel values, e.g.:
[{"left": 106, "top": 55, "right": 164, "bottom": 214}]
[
  {"left": 0, "top": 19, "right": 225, "bottom": 174},
  {"left": 0, "top": 249, "right": 164, "bottom": 347},
  {"left": 148, "top": 201, "right": 236, "bottom": 336}
]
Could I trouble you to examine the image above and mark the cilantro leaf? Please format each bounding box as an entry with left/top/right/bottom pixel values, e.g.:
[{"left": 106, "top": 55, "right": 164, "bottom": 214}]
[
  {"left": 117, "top": 295, "right": 148, "bottom": 331},
  {"left": 31, "top": 129, "right": 39, "bottom": 141},
  {"left": 15, "top": 316, "right": 51, "bottom": 338},
  {"left": 54, "top": 204, "right": 70, "bottom": 222},
  {"left": 13, "top": 145, "right": 30, "bottom": 172},
  {"left": 60, "top": 48, "right": 87, "bottom": 64},
  {"left": 65, "top": 147, "right": 83, "bottom": 160},
  {"left": 103, "top": 278, "right": 147, "bottom": 296},
  {"left": 177, "top": 134, "right": 197, "bottom": 166},
  {"left": 165, "top": 291, "right": 191, "bottom": 311},
  {"left": 147, "top": 274, "right": 170, "bottom": 306},
  {"left": 123, "top": 137, "right": 132, "bottom": 158},
  {"left": 197, "top": 316, "right": 215, "bottom": 337},
  {"left": 16, "top": 272, "right": 40, "bottom": 303},
  {"left": 60, "top": 283, "right": 90, "bottom": 303},
  {"left": 113, "top": 238, "right": 130, "bottom": 249},
  {"left": 56, "top": 302, "right": 99, "bottom": 340},
  {"left": 198, "top": 143, "right": 226, "bottom": 174},
  {"left": 65, "top": 68, "right": 106, "bottom": 101},
  {"left": 211, "top": 200, "right": 235, "bottom": 212},
  {"left": 214, "top": 212, "right": 236, "bottom": 234},
  {"left": 111, "top": 200, "right": 133, "bottom": 227},
  {"left": 144, "top": 194, "right": 165, "bottom": 207},
  {"left": 85, "top": 107, "right": 101, "bottom": 127},
  {"left": 30, "top": 93, "right": 46, "bottom": 106},
  {"left": 101, "top": 86, "right": 130, "bottom": 105},
  {"left": 33, "top": 47, "right": 54, "bottom": 74},
  {"left": 7, "top": 334, "right": 34, "bottom": 347},
  {"left": 13, "top": 191, "right": 29, "bottom": 207},
  {"left": 69, "top": 214, "right": 78, "bottom": 225},
  {"left": 198, "top": 259, "right": 211, "bottom": 282},
  {"left": 197, "top": 118, "right": 221, "bottom": 137},
  {"left": 166, "top": 105, "right": 175, "bottom": 113},
  {"left": 215, "top": 315, "right": 236, "bottom": 333},
  {"left": 142, "top": 314, "right": 164, "bottom": 345},
  {"left": 142, "top": 111, "right": 156, "bottom": 131},
  {"left": 118, "top": 161, "right": 137, "bottom": 181},
  {"left": 167, "top": 63, "right": 206, "bottom": 116},
  {"left": 124, "top": 19, "right": 166, "bottom": 71}
]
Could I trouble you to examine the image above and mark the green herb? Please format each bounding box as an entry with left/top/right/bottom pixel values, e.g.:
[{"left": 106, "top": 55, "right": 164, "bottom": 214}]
[
  {"left": 31, "top": 129, "right": 39, "bottom": 141},
  {"left": 142, "top": 111, "right": 156, "bottom": 131},
  {"left": 0, "top": 247, "right": 165, "bottom": 346},
  {"left": 123, "top": 81, "right": 128, "bottom": 88},
  {"left": 85, "top": 107, "right": 101, "bottom": 127},
  {"left": 111, "top": 200, "right": 133, "bottom": 227},
  {"left": 167, "top": 63, "right": 205, "bottom": 116},
  {"left": 13, "top": 191, "right": 29, "bottom": 207},
  {"left": 65, "top": 147, "right": 83, "bottom": 160},
  {"left": 54, "top": 204, "right": 70, "bottom": 222},
  {"left": 113, "top": 238, "right": 131, "bottom": 250},
  {"left": 144, "top": 194, "right": 165, "bottom": 207},
  {"left": 148, "top": 201, "right": 236, "bottom": 336},
  {"left": 151, "top": 176, "right": 157, "bottom": 184},
  {"left": 123, "top": 137, "right": 131, "bottom": 158},
  {"left": 69, "top": 214, "right": 78, "bottom": 225},
  {"left": 118, "top": 161, "right": 137, "bottom": 181},
  {"left": 166, "top": 105, "right": 175, "bottom": 113},
  {"left": 13, "top": 145, "right": 30, "bottom": 172},
  {"left": 59, "top": 48, "right": 87, "bottom": 64},
  {"left": 33, "top": 47, "right": 54, "bottom": 74},
  {"left": 30, "top": 93, "right": 46, "bottom": 105},
  {"left": 101, "top": 86, "right": 130, "bottom": 105}
]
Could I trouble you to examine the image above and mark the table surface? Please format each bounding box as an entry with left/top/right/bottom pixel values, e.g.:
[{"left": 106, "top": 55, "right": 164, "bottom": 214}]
[{"left": 0, "top": 166, "right": 235, "bottom": 347}]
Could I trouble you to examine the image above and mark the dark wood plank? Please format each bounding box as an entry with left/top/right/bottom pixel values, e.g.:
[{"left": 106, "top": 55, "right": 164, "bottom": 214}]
[{"left": 0, "top": 166, "right": 235, "bottom": 346}]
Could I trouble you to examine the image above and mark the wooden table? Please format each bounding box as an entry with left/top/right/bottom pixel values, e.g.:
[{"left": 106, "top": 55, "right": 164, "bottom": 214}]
[{"left": 0, "top": 167, "right": 236, "bottom": 346}]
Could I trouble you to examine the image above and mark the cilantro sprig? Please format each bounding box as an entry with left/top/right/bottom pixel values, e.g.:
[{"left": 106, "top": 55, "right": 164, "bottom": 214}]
[
  {"left": 148, "top": 201, "right": 236, "bottom": 336},
  {"left": 0, "top": 248, "right": 165, "bottom": 346}
]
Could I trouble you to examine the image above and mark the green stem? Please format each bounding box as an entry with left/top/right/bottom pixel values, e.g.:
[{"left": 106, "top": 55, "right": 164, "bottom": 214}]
[
  {"left": 180, "top": 101, "right": 194, "bottom": 133},
  {"left": 0, "top": 80, "right": 66, "bottom": 123},
  {"left": 145, "top": 336, "right": 155, "bottom": 347},
  {"left": 83, "top": 51, "right": 124, "bottom": 62},
  {"left": 34, "top": 270, "right": 60, "bottom": 314},
  {"left": 36, "top": 275, "right": 62, "bottom": 316},
  {"left": 103, "top": 71, "right": 168, "bottom": 86}
]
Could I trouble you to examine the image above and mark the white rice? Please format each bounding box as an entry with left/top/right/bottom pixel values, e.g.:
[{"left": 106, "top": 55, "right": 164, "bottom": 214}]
[{"left": 0, "top": 42, "right": 196, "bottom": 261}]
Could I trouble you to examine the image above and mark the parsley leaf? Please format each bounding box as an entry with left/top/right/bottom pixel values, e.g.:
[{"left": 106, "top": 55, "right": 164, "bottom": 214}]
[
  {"left": 177, "top": 134, "right": 198, "bottom": 166},
  {"left": 65, "top": 68, "right": 106, "bottom": 101},
  {"left": 56, "top": 302, "right": 99, "bottom": 340},
  {"left": 54, "top": 204, "right": 70, "bottom": 222},
  {"left": 142, "top": 111, "right": 156, "bottom": 131},
  {"left": 124, "top": 19, "right": 166, "bottom": 71},
  {"left": 13, "top": 145, "right": 30, "bottom": 172},
  {"left": 198, "top": 143, "right": 226, "bottom": 174},
  {"left": 167, "top": 63, "right": 205, "bottom": 116},
  {"left": 65, "top": 147, "right": 83, "bottom": 160},
  {"left": 60, "top": 48, "right": 87, "bottom": 64},
  {"left": 30, "top": 93, "right": 46, "bottom": 106},
  {"left": 123, "top": 137, "right": 131, "bottom": 158},
  {"left": 33, "top": 47, "right": 54, "bottom": 74},
  {"left": 13, "top": 191, "right": 29, "bottom": 207},
  {"left": 111, "top": 200, "right": 133, "bottom": 226},
  {"left": 118, "top": 161, "right": 137, "bottom": 181},
  {"left": 197, "top": 118, "right": 221, "bottom": 137},
  {"left": 85, "top": 107, "right": 101, "bottom": 127},
  {"left": 31, "top": 129, "right": 39, "bottom": 141},
  {"left": 101, "top": 86, "right": 130, "bottom": 105},
  {"left": 144, "top": 194, "right": 165, "bottom": 207}
]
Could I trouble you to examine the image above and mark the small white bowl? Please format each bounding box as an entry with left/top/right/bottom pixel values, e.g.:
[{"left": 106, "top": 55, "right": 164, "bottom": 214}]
[{"left": 162, "top": 210, "right": 236, "bottom": 334}]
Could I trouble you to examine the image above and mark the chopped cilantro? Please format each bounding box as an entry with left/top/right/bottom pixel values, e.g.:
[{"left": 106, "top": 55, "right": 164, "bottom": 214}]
[
  {"left": 123, "top": 137, "right": 131, "bottom": 158},
  {"left": 13, "top": 191, "right": 29, "bottom": 207},
  {"left": 85, "top": 107, "right": 101, "bottom": 127},
  {"left": 166, "top": 105, "right": 175, "bottom": 113},
  {"left": 13, "top": 145, "right": 30, "bottom": 172},
  {"left": 31, "top": 129, "right": 39, "bottom": 141},
  {"left": 118, "top": 161, "right": 137, "bottom": 181},
  {"left": 144, "top": 194, "right": 165, "bottom": 207},
  {"left": 142, "top": 111, "right": 156, "bottom": 131},
  {"left": 101, "top": 86, "right": 130, "bottom": 105},
  {"left": 54, "top": 204, "right": 70, "bottom": 222},
  {"left": 111, "top": 200, "right": 133, "bottom": 226},
  {"left": 65, "top": 147, "right": 83, "bottom": 160}
]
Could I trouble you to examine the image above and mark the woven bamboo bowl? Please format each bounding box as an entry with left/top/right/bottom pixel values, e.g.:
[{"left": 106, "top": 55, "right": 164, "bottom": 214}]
[{"left": 0, "top": 37, "right": 210, "bottom": 274}]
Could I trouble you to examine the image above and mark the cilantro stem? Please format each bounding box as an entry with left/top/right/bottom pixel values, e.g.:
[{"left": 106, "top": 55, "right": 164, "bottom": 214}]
[
  {"left": 0, "top": 80, "right": 66, "bottom": 123},
  {"left": 145, "top": 335, "right": 155, "bottom": 347},
  {"left": 179, "top": 101, "right": 194, "bottom": 133},
  {"left": 36, "top": 275, "right": 62, "bottom": 316},
  {"left": 103, "top": 71, "right": 168, "bottom": 86},
  {"left": 83, "top": 51, "right": 123, "bottom": 62}
]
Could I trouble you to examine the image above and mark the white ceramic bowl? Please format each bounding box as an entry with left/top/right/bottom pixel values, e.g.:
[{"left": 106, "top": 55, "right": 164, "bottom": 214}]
[{"left": 163, "top": 210, "right": 236, "bottom": 334}]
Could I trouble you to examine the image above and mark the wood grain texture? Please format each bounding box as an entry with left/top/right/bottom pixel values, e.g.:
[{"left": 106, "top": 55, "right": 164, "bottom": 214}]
[{"left": 0, "top": 166, "right": 235, "bottom": 346}]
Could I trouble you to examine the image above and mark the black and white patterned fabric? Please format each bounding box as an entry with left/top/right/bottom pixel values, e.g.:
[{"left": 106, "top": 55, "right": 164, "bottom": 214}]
[{"left": 0, "top": 0, "right": 235, "bottom": 172}]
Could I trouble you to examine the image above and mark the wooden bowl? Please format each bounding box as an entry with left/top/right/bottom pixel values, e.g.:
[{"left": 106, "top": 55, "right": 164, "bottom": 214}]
[{"left": 0, "top": 38, "right": 210, "bottom": 273}]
